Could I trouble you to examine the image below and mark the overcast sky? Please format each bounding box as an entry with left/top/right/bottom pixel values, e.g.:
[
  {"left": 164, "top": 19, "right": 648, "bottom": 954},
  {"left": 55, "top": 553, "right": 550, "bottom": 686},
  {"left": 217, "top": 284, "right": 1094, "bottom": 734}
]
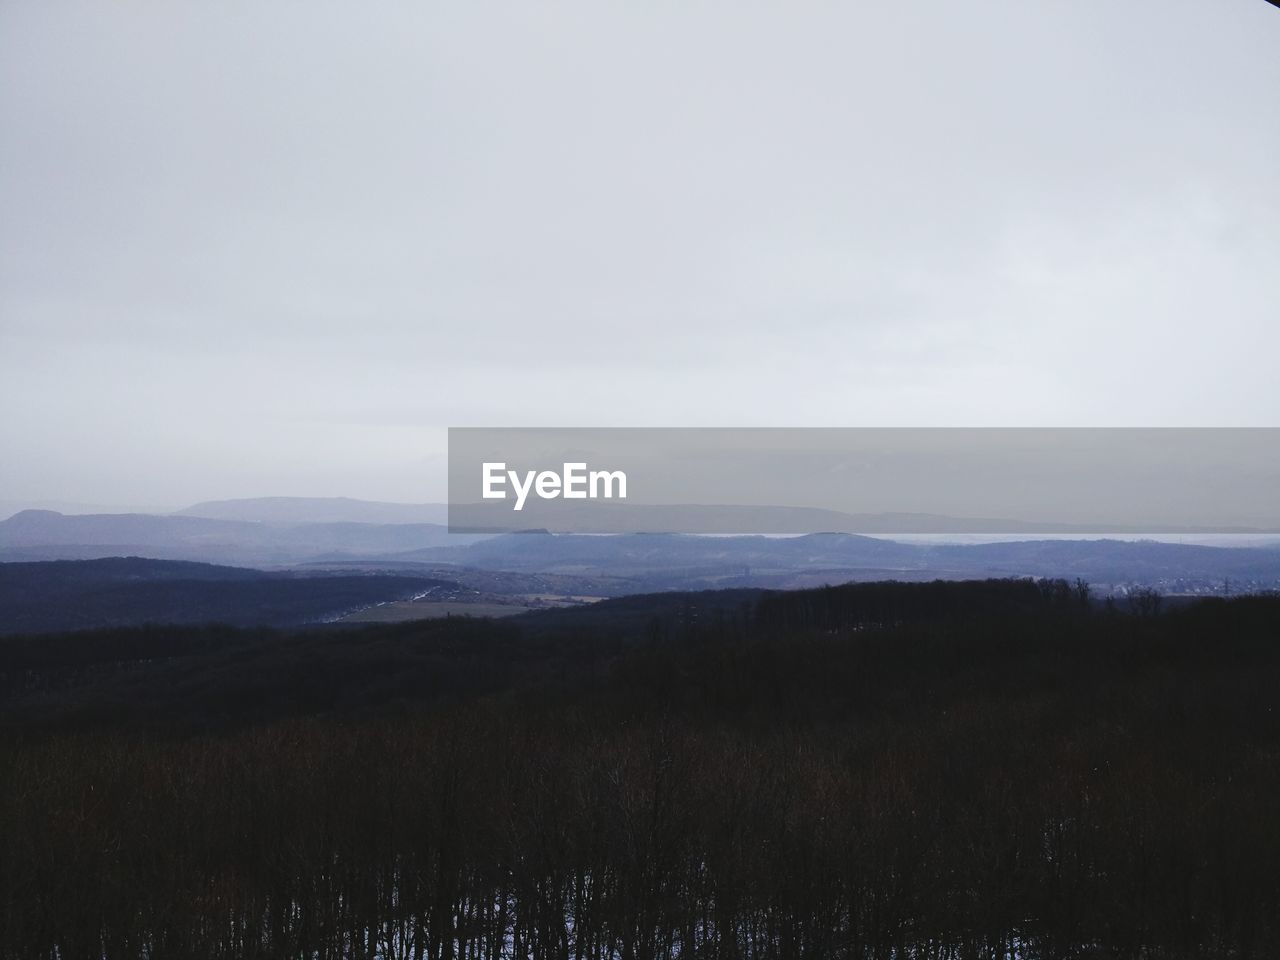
[{"left": 1, "top": 0, "right": 1277, "bottom": 510}]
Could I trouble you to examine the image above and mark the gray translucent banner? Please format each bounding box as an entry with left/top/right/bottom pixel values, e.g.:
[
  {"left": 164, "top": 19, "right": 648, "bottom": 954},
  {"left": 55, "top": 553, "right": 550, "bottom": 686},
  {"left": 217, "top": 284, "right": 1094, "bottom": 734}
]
[{"left": 447, "top": 428, "right": 1280, "bottom": 535}]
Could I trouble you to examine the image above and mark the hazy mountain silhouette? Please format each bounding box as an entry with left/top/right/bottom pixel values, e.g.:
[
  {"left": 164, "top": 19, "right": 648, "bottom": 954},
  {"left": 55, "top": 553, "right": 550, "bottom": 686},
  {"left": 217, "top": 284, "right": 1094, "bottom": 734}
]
[
  {"left": 177, "top": 497, "right": 450, "bottom": 525},
  {"left": 448, "top": 500, "right": 1280, "bottom": 536},
  {"left": 5, "top": 508, "right": 1280, "bottom": 593},
  {"left": 0, "top": 509, "right": 481, "bottom": 565},
  {"left": 404, "top": 532, "right": 1280, "bottom": 589}
]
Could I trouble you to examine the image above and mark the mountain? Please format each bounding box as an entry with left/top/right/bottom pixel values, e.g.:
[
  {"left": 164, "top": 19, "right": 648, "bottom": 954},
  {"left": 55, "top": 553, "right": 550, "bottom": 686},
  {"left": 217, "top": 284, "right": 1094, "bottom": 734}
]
[
  {"left": 0, "top": 557, "right": 451, "bottom": 635},
  {"left": 0, "top": 509, "right": 484, "bottom": 566},
  {"left": 6, "top": 510, "right": 1280, "bottom": 595},
  {"left": 403, "top": 532, "right": 1280, "bottom": 593},
  {"left": 177, "top": 497, "right": 450, "bottom": 525},
  {"left": 406, "top": 531, "right": 916, "bottom": 572},
  {"left": 447, "top": 500, "right": 1280, "bottom": 536},
  {"left": 0, "top": 499, "right": 171, "bottom": 518}
]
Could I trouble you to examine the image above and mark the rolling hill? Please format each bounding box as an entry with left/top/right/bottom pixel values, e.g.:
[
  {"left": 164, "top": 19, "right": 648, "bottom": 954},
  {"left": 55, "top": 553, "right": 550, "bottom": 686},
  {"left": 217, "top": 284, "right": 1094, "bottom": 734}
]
[{"left": 0, "top": 557, "right": 450, "bottom": 634}]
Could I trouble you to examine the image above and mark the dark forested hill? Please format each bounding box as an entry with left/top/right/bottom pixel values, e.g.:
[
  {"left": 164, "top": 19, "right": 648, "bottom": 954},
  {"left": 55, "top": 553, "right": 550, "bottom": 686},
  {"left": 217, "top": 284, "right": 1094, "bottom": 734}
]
[
  {"left": 0, "top": 557, "right": 450, "bottom": 634},
  {"left": 2, "top": 581, "right": 1280, "bottom": 957}
]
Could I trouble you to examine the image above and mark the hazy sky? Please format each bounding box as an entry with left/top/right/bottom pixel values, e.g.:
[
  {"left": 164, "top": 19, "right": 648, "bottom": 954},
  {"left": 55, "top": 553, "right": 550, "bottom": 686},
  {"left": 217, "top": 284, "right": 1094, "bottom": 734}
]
[{"left": 2, "top": 0, "right": 1277, "bottom": 509}]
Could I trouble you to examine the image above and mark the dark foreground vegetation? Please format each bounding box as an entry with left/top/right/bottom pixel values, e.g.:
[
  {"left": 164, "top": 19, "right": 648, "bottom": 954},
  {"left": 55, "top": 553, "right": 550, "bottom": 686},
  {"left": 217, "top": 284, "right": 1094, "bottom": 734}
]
[{"left": 2, "top": 579, "right": 1279, "bottom": 958}]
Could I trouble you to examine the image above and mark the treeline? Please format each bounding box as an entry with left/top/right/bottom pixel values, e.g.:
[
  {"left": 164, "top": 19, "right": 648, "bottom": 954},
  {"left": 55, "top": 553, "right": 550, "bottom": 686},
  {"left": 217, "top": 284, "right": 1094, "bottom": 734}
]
[
  {"left": 754, "top": 576, "right": 1090, "bottom": 630},
  {"left": 0, "top": 556, "right": 455, "bottom": 635},
  {"left": 2, "top": 580, "right": 1280, "bottom": 957}
]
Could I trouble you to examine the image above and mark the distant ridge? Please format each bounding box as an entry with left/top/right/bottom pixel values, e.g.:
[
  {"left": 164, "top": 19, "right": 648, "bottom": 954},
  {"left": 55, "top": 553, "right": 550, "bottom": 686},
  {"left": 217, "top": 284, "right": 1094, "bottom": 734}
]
[
  {"left": 398, "top": 531, "right": 1280, "bottom": 591},
  {"left": 0, "top": 508, "right": 478, "bottom": 566},
  {"left": 177, "top": 497, "right": 449, "bottom": 525},
  {"left": 5, "top": 505, "right": 1280, "bottom": 593}
]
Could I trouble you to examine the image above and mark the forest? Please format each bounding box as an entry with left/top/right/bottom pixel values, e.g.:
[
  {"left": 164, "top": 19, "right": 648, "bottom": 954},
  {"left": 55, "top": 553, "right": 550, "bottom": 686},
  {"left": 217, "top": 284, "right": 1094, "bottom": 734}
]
[
  {"left": 2, "top": 579, "right": 1279, "bottom": 958},
  {"left": 0, "top": 557, "right": 451, "bottom": 635}
]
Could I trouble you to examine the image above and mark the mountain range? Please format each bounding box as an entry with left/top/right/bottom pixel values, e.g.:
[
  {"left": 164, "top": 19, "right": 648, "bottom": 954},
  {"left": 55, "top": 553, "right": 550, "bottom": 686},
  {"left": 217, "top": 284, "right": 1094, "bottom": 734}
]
[
  {"left": 3, "top": 498, "right": 1279, "bottom": 597},
  {"left": 0, "top": 506, "right": 478, "bottom": 566}
]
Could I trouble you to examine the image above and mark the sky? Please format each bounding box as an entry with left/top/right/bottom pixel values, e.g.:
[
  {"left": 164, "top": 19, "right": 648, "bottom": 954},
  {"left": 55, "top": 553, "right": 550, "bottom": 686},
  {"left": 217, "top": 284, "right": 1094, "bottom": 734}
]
[{"left": 1, "top": 0, "right": 1278, "bottom": 510}]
